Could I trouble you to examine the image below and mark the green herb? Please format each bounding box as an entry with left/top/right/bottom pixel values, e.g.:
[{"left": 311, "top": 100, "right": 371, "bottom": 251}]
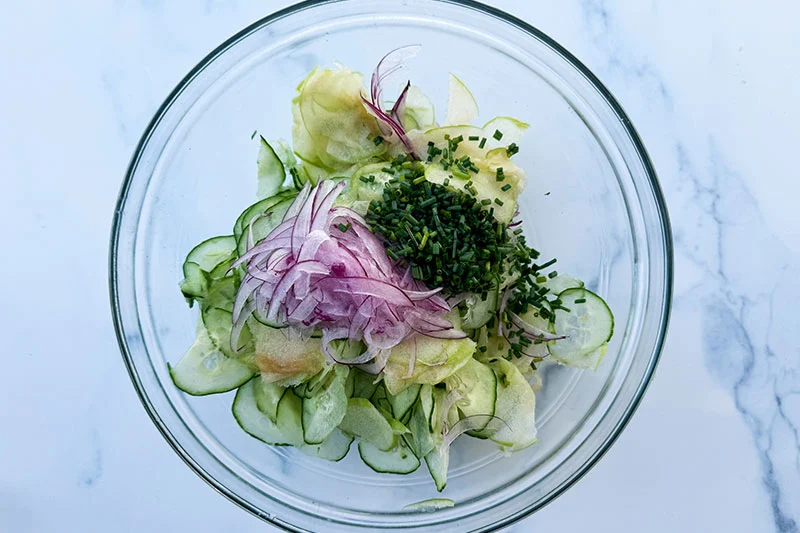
[
  {"left": 479, "top": 137, "right": 487, "bottom": 149},
  {"left": 493, "top": 130, "right": 503, "bottom": 140},
  {"left": 501, "top": 184, "right": 512, "bottom": 192},
  {"left": 506, "top": 143, "right": 519, "bottom": 156},
  {"left": 250, "top": 130, "right": 257, "bottom": 140},
  {"left": 373, "top": 135, "right": 384, "bottom": 146}
]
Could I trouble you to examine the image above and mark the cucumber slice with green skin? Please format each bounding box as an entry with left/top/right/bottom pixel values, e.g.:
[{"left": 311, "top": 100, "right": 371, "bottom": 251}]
[
  {"left": 348, "top": 163, "right": 395, "bottom": 204},
  {"left": 407, "top": 386, "right": 440, "bottom": 458},
  {"left": 253, "top": 378, "right": 285, "bottom": 422},
  {"left": 339, "top": 398, "right": 396, "bottom": 451},
  {"left": 169, "top": 327, "right": 255, "bottom": 396},
  {"left": 388, "top": 384, "right": 421, "bottom": 421},
  {"left": 236, "top": 197, "right": 294, "bottom": 257},
  {"left": 424, "top": 444, "right": 450, "bottom": 492},
  {"left": 298, "top": 428, "right": 353, "bottom": 462},
  {"left": 486, "top": 360, "right": 538, "bottom": 452},
  {"left": 302, "top": 366, "right": 348, "bottom": 445},
  {"left": 180, "top": 262, "right": 208, "bottom": 303},
  {"left": 350, "top": 368, "right": 380, "bottom": 399},
  {"left": 180, "top": 236, "right": 236, "bottom": 302},
  {"left": 460, "top": 287, "right": 499, "bottom": 331},
  {"left": 403, "top": 498, "right": 455, "bottom": 512},
  {"left": 233, "top": 191, "right": 297, "bottom": 241},
  {"left": 358, "top": 439, "right": 420, "bottom": 475},
  {"left": 430, "top": 387, "right": 459, "bottom": 435},
  {"left": 256, "top": 136, "right": 286, "bottom": 200},
  {"left": 444, "top": 73, "right": 478, "bottom": 126},
  {"left": 548, "top": 288, "right": 614, "bottom": 366},
  {"left": 232, "top": 378, "right": 293, "bottom": 445},
  {"left": 185, "top": 235, "right": 237, "bottom": 272},
  {"left": 542, "top": 274, "right": 584, "bottom": 296},
  {"left": 446, "top": 358, "right": 497, "bottom": 434}
]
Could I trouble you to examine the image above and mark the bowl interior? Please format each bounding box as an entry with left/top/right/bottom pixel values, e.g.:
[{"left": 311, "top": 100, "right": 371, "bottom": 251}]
[{"left": 112, "top": 1, "right": 670, "bottom": 531}]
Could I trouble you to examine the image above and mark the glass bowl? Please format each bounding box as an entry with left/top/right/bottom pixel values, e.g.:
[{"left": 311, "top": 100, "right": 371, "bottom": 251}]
[{"left": 109, "top": 0, "right": 672, "bottom": 531}]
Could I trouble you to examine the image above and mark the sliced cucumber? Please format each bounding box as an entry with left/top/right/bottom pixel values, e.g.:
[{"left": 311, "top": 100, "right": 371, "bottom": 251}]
[
  {"left": 232, "top": 378, "right": 293, "bottom": 445},
  {"left": 298, "top": 428, "right": 353, "bottom": 462},
  {"left": 338, "top": 398, "right": 395, "bottom": 451},
  {"left": 388, "top": 384, "right": 421, "bottom": 421},
  {"left": 542, "top": 274, "right": 584, "bottom": 295},
  {"left": 403, "top": 498, "right": 455, "bottom": 512},
  {"left": 236, "top": 197, "right": 294, "bottom": 257},
  {"left": 180, "top": 262, "right": 208, "bottom": 303},
  {"left": 185, "top": 235, "right": 237, "bottom": 272},
  {"left": 459, "top": 287, "right": 499, "bottom": 331},
  {"left": 256, "top": 136, "right": 286, "bottom": 200},
  {"left": 445, "top": 73, "right": 478, "bottom": 125},
  {"left": 253, "top": 378, "right": 285, "bottom": 422},
  {"left": 350, "top": 368, "right": 380, "bottom": 399},
  {"left": 169, "top": 327, "right": 255, "bottom": 396},
  {"left": 424, "top": 444, "right": 449, "bottom": 492},
  {"left": 407, "top": 386, "right": 439, "bottom": 458},
  {"left": 358, "top": 439, "right": 420, "bottom": 475},
  {"left": 446, "top": 358, "right": 497, "bottom": 434},
  {"left": 233, "top": 191, "right": 296, "bottom": 241},
  {"left": 349, "top": 163, "right": 395, "bottom": 203},
  {"left": 180, "top": 236, "right": 236, "bottom": 302},
  {"left": 302, "top": 366, "right": 348, "bottom": 444},
  {"left": 486, "top": 359, "right": 538, "bottom": 452},
  {"left": 548, "top": 288, "right": 614, "bottom": 367}
]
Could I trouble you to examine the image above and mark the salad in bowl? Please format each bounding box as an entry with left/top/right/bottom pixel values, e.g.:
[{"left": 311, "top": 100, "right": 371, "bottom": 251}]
[{"left": 170, "top": 46, "right": 614, "bottom": 492}]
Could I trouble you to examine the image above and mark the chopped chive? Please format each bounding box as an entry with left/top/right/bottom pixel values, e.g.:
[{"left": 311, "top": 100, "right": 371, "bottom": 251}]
[
  {"left": 493, "top": 129, "right": 503, "bottom": 140},
  {"left": 506, "top": 143, "right": 519, "bottom": 156},
  {"left": 469, "top": 135, "right": 480, "bottom": 141},
  {"left": 494, "top": 198, "right": 504, "bottom": 206},
  {"left": 548, "top": 271, "right": 558, "bottom": 279},
  {"left": 479, "top": 137, "right": 487, "bottom": 149},
  {"left": 373, "top": 135, "right": 384, "bottom": 146},
  {"left": 413, "top": 175, "right": 426, "bottom": 185},
  {"left": 501, "top": 184, "right": 512, "bottom": 192},
  {"left": 574, "top": 298, "right": 587, "bottom": 304},
  {"left": 250, "top": 130, "right": 257, "bottom": 139}
]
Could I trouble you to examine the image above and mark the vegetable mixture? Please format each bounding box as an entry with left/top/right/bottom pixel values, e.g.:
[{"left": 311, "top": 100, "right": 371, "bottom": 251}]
[{"left": 171, "top": 46, "right": 614, "bottom": 491}]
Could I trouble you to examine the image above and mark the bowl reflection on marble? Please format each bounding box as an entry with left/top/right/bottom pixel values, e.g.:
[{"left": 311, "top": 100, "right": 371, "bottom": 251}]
[{"left": 109, "top": 0, "right": 672, "bottom": 531}]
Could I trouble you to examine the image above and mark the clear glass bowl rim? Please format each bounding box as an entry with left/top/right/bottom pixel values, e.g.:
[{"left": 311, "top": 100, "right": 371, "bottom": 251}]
[{"left": 109, "top": 0, "right": 674, "bottom": 530}]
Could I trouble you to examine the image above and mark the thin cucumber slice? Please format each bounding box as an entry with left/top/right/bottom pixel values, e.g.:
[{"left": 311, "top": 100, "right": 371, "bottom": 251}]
[
  {"left": 403, "top": 498, "right": 455, "bottom": 512},
  {"left": 233, "top": 191, "right": 296, "bottom": 241},
  {"left": 358, "top": 439, "right": 420, "bottom": 475},
  {"left": 257, "top": 136, "right": 286, "bottom": 199},
  {"left": 446, "top": 358, "right": 497, "bottom": 434},
  {"left": 236, "top": 197, "right": 294, "bottom": 256},
  {"left": 185, "top": 235, "right": 237, "bottom": 272},
  {"left": 542, "top": 274, "right": 584, "bottom": 295},
  {"left": 180, "top": 262, "right": 208, "bottom": 302},
  {"left": 302, "top": 366, "right": 348, "bottom": 444},
  {"left": 460, "top": 287, "right": 499, "bottom": 330},
  {"left": 388, "top": 384, "right": 421, "bottom": 421},
  {"left": 253, "top": 378, "right": 285, "bottom": 422},
  {"left": 444, "top": 73, "right": 478, "bottom": 125},
  {"left": 487, "top": 360, "right": 538, "bottom": 452},
  {"left": 339, "top": 398, "right": 395, "bottom": 451},
  {"left": 180, "top": 236, "right": 236, "bottom": 302},
  {"left": 481, "top": 116, "right": 529, "bottom": 150},
  {"left": 407, "top": 386, "right": 439, "bottom": 458},
  {"left": 350, "top": 368, "right": 380, "bottom": 399},
  {"left": 548, "top": 288, "right": 614, "bottom": 365},
  {"left": 424, "top": 444, "right": 450, "bottom": 492},
  {"left": 298, "top": 428, "right": 353, "bottom": 462},
  {"left": 232, "top": 378, "right": 293, "bottom": 445},
  {"left": 169, "top": 327, "right": 255, "bottom": 396}
]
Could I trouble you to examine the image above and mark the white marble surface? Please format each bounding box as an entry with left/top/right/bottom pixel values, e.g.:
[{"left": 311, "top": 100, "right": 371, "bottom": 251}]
[{"left": 1, "top": 0, "right": 798, "bottom": 531}]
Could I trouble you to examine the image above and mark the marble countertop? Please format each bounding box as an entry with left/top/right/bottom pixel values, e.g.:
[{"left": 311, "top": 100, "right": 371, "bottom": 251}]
[{"left": 1, "top": 1, "right": 798, "bottom": 531}]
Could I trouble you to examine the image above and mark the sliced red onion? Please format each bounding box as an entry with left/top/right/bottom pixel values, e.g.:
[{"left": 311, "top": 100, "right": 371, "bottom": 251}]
[{"left": 232, "top": 179, "right": 458, "bottom": 365}]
